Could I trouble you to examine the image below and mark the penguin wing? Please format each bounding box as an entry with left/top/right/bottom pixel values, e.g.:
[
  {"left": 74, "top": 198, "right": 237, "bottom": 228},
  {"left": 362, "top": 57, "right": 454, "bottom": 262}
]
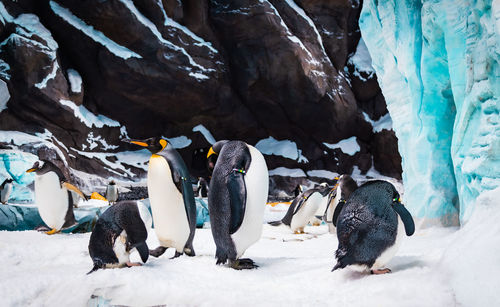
[
  {"left": 281, "top": 197, "right": 298, "bottom": 226},
  {"left": 116, "top": 203, "right": 149, "bottom": 261},
  {"left": 61, "top": 190, "right": 77, "bottom": 229},
  {"left": 392, "top": 203, "right": 415, "bottom": 236},
  {"left": 332, "top": 200, "right": 345, "bottom": 227},
  {"left": 228, "top": 171, "right": 246, "bottom": 234}
]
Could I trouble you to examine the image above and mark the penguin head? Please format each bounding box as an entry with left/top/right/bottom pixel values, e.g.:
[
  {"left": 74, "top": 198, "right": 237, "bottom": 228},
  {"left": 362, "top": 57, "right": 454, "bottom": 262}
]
[
  {"left": 25, "top": 160, "right": 52, "bottom": 175},
  {"left": 336, "top": 175, "right": 358, "bottom": 201},
  {"left": 206, "top": 140, "right": 228, "bottom": 171},
  {"left": 4, "top": 178, "right": 13, "bottom": 183},
  {"left": 123, "top": 137, "right": 168, "bottom": 154},
  {"left": 109, "top": 180, "right": 116, "bottom": 186}
]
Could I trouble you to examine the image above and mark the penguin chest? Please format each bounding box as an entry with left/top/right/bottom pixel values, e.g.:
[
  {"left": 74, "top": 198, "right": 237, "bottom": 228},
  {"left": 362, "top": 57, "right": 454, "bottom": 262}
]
[
  {"left": 231, "top": 145, "right": 269, "bottom": 258},
  {"left": 290, "top": 192, "right": 323, "bottom": 232},
  {"left": 147, "top": 155, "right": 189, "bottom": 252},
  {"left": 111, "top": 230, "right": 130, "bottom": 267},
  {"left": 1, "top": 183, "right": 12, "bottom": 203},
  {"left": 35, "top": 172, "right": 68, "bottom": 230},
  {"left": 372, "top": 217, "right": 406, "bottom": 269}
]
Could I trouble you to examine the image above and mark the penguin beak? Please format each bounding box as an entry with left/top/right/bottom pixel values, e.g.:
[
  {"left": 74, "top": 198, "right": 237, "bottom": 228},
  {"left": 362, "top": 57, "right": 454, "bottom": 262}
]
[
  {"left": 334, "top": 177, "right": 339, "bottom": 180},
  {"left": 122, "top": 138, "right": 149, "bottom": 147},
  {"left": 207, "top": 147, "right": 217, "bottom": 158},
  {"left": 26, "top": 168, "right": 36, "bottom": 173}
]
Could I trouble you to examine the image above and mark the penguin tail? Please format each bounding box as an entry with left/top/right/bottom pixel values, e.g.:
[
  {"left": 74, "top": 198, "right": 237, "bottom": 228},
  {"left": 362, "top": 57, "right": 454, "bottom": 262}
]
[
  {"left": 268, "top": 220, "right": 282, "bottom": 226},
  {"left": 87, "top": 264, "right": 100, "bottom": 275}
]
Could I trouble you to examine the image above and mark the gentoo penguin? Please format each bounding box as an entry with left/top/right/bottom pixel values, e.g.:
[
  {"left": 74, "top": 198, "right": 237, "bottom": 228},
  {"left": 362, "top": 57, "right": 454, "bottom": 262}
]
[
  {"left": 207, "top": 140, "right": 269, "bottom": 269},
  {"left": 124, "top": 137, "right": 196, "bottom": 258},
  {"left": 88, "top": 200, "right": 152, "bottom": 274},
  {"left": 26, "top": 160, "right": 86, "bottom": 235},
  {"left": 323, "top": 175, "right": 358, "bottom": 233},
  {"left": 309, "top": 183, "right": 332, "bottom": 226},
  {"left": 0, "top": 178, "right": 13, "bottom": 204},
  {"left": 106, "top": 180, "right": 118, "bottom": 204},
  {"left": 269, "top": 187, "right": 326, "bottom": 234},
  {"left": 332, "top": 180, "right": 415, "bottom": 274}
]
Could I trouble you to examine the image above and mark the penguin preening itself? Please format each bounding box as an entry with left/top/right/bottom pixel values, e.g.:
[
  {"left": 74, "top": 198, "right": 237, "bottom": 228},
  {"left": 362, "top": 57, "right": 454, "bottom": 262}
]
[
  {"left": 124, "top": 137, "right": 196, "bottom": 258},
  {"left": 332, "top": 180, "right": 415, "bottom": 274},
  {"left": 88, "top": 201, "right": 152, "bottom": 274},
  {"left": 269, "top": 186, "right": 327, "bottom": 234},
  {"left": 323, "top": 175, "right": 358, "bottom": 233},
  {"left": 106, "top": 180, "right": 118, "bottom": 204},
  {"left": 207, "top": 140, "right": 269, "bottom": 270},
  {"left": 26, "top": 160, "right": 86, "bottom": 235},
  {"left": 0, "top": 178, "right": 13, "bottom": 204}
]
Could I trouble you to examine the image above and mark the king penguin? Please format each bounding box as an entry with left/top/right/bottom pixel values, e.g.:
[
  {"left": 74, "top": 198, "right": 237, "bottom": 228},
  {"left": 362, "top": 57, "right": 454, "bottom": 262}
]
[
  {"left": 88, "top": 200, "right": 152, "bottom": 274},
  {"left": 124, "top": 137, "right": 196, "bottom": 258},
  {"left": 269, "top": 186, "right": 327, "bottom": 234},
  {"left": 332, "top": 180, "right": 415, "bottom": 274},
  {"left": 207, "top": 140, "right": 269, "bottom": 269},
  {"left": 0, "top": 178, "right": 13, "bottom": 205},
  {"left": 26, "top": 160, "right": 86, "bottom": 235},
  {"left": 323, "top": 175, "right": 358, "bottom": 233}
]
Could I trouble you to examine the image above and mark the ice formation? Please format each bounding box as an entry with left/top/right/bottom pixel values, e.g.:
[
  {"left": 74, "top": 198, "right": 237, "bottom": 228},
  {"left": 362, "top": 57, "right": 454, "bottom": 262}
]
[{"left": 360, "top": 0, "right": 499, "bottom": 225}]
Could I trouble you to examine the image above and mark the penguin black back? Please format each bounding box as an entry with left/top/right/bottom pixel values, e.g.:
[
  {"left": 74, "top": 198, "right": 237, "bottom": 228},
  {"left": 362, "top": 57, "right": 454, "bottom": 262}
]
[
  {"left": 280, "top": 188, "right": 318, "bottom": 226},
  {"left": 333, "top": 180, "right": 414, "bottom": 271}
]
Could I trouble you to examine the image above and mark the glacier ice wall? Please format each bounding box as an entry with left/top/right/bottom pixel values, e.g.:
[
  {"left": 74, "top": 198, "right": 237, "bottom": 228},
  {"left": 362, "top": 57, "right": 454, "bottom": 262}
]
[{"left": 360, "top": 0, "right": 499, "bottom": 225}]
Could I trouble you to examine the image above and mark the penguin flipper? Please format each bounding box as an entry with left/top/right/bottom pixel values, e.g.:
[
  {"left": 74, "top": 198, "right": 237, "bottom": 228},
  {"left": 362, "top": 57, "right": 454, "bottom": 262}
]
[
  {"left": 61, "top": 182, "right": 87, "bottom": 200},
  {"left": 268, "top": 220, "right": 282, "bottom": 226},
  {"left": 228, "top": 171, "right": 246, "bottom": 234},
  {"left": 392, "top": 203, "right": 415, "bottom": 236},
  {"left": 332, "top": 201, "right": 345, "bottom": 227},
  {"left": 135, "top": 241, "right": 149, "bottom": 263}
]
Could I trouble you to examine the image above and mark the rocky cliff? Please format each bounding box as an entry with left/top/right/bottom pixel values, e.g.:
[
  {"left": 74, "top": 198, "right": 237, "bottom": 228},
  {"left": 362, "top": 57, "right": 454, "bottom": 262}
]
[{"left": 0, "top": 0, "right": 400, "bottom": 199}]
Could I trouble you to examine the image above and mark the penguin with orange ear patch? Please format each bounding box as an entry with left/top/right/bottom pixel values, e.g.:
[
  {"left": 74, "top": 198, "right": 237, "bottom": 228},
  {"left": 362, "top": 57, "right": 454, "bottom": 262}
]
[{"left": 124, "top": 137, "right": 196, "bottom": 258}]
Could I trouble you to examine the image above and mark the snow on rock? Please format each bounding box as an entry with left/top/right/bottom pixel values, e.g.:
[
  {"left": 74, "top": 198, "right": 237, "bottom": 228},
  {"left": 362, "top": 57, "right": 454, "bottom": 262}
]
[
  {"left": 165, "top": 135, "right": 192, "bottom": 149},
  {"left": 0, "top": 79, "right": 10, "bottom": 112},
  {"left": 0, "top": 60, "right": 10, "bottom": 80},
  {"left": 363, "top": 112, "right": 393, "bottom": 133},
  {"left": 192, "top": 124, "right": 216, "bottom": 145},
  {"left": 323, "top": 136, "right": 360, "bottom": 156},
  {"left": 307, "top": 169, "right": 339, "bottom": 180},
  {"left": 59, "top": 99, "right": 120, "bottom": 129},
  {"left": 360, "top": 0, "right": 500, "bottom": 225},
  {"left": 66, "top": 68, "right": 82, "bottom": 93},
  {"left": 268, "top": 167, "right": 306, "bottom": 178},
  {"left": 50, "top": 1, "right": 142, "bottom": 60},
  {"left": 347, "top": 38, "right": 375, "bottom": 81},
  {"left": 255, "top": 136, "right": 301, "bottom": 160}
]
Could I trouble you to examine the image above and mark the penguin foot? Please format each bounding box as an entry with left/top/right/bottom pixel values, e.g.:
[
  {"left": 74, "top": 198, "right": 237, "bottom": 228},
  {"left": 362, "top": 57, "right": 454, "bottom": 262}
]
[
  {"left": 126, "top": 261, "right": 142, "bottom": 267},
  {"left": 170, "top": 251, "right": 183, "bottom": 259},
  {"left": 370, "top": 268, "right": 392, "bottom": 275},
  {"left": 230, "top": 258, "right": 259, "bottom": 270},
  {"left": 45, "top": 228, "right": 60, "bottom": 235},
  {"left": 149, "top": 246, "right": 168, "bottom": 258}
]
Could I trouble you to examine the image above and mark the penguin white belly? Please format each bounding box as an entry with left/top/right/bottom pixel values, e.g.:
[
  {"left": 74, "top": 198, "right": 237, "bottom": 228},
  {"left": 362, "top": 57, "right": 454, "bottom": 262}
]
[
  {"left": 372, "top": 217, "right": 405, "bottom": 269},
  {"left": 309, "top": 194, "right": 329, "bottom": 225},
  {"left": 290, "top": 192, "right": 322, "bottom": 232},
  {"left": 231, "top": 145, "right": 268, "bottom": 259},
  {"left": 111, "top": 230, "right": 130, "bottom": 267},
  {"left": 148, "top": 155, "right": 190, "bottom": 252},
  {"left": 35, "top": 172, "right": 68, "bottom": 230},
  {"left": 1, "top": 184, "right": 12, "bottom": 203}
]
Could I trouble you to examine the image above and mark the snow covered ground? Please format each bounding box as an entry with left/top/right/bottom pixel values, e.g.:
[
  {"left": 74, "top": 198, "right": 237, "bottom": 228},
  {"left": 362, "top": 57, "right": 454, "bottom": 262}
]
[{"left": 1, "top": 188, "right": 499, "bottom": 306}]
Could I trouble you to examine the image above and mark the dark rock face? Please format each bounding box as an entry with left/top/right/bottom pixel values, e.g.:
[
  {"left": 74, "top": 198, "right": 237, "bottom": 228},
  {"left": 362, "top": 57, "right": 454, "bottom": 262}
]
[{"left": 0, "top": 0, "right": 401, "bottom": 196}]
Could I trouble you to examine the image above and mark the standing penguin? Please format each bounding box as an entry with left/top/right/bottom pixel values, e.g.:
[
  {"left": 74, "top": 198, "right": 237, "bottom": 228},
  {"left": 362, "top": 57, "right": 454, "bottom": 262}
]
[
  {"left": 309, "top": 183, "right": 332, "bottom": 226},
  {"left": 332, "top": 180, "right": 415, "bottom": 274},
  {"left": 207, "top": 140, "right": 269, "bottom": 269},
  {"left": 106, "top": 180, "right": 118, "bottom": 204},
  {"left": 88, "top": 201, "right": 152, "bottom": 274},
  {"left": 0, "top": 178, "right": 13, "bottom": 204},
  {"left": 124, "top": 137, "right": 196, "bottom": 258},
  {"left": 269, "top": 187, "right": 326, "bottom": 234},
  {"left": 323, "top": 175, "right": 358, "bottom": 233},
  {"left": 26, "top": 160, "right": 86, "bottom": 235}
]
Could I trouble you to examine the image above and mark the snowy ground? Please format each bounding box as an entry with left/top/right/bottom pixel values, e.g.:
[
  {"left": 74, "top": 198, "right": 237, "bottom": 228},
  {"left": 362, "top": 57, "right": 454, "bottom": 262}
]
[{"left": 1, "top": 188, "right": 498, "bottom": 306}]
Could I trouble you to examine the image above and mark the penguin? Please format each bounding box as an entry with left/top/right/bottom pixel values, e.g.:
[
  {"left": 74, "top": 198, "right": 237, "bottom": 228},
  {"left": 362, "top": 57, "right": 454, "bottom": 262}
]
[
  {"left": 87, "top": 200, "right": 152, "bottom": 274},
  {"left": 196, "top": 177, "right": 208, "bottom": 198},
  {"left": 323, "top": 175, "right": 358, "bottom": 233},
  {"left": 124, "top": 137, "right": 196, "bottom": 258},
  {"left": 106, "top": 180, "right": 118, "bottom": 204},
  {"left": 332, "top": 180, "right": 415, "bottom": 274},
  {"left": 309, "top": 183, "right": 332, "bottom": 226},
  {"left": 0, "top": 178, "right": 13, "bottom": 204},
  {"left": 269, "top": 187, "right": 326, "bottom": 234},
  {"left": 207, "top": 140, "right": 269, "bottom": 269},
  {"left": 26, "top": 160, "right": 86, "bottom": 235}
]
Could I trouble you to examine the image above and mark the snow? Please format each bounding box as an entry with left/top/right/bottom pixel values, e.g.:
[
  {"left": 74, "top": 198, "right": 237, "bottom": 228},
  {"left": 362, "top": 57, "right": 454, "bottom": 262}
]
[
  {"left": 0, "top": 79, "right": 10, "bottom": 113},
  {"left": 192, "top": 124, "right": 216, "bottom": 145},
  {"left": 34, "top": 61, "right": 59, "bottom": 89},
  {"left": 348, "top": 38, "right": 375, "bottom": 81},
  {"left": 1, "top": 187, "right": 499, "bottom": 306},
  {"left": 59, "top": 99, "right": 120, "bottom": 128},
  {"left": 67, "top": 69, "right": 82, "bottom": 93},
  {"left": 363, "top": 112, "right": 393, "bottom": 133},
  {"left": 307, "top": 170, "right": 339, "bottom": 179},
  {"left": 268, "top": 167, "right": 306, "bottom": 178},
  {"left": 49, "top": 1, "right": 142, "bottom": 60},
  {"left": 255, "top": 136, "right": 299, "bottom": 160},
  {"left": 323, "top": 136, "right": 360, "bottom": 156},
  {"left": 360, "top": 0, "right": 500, "bottom": 224},
  {"left": 0, "top": 60, "right": 10, "bottom": 80},
  {"left": 165, "top": 135, "right": 192, "bottom": 149},
  {"left": 86, "top": 132, "right": 119, "bottom": 151},
  {"left": 188, "top": 72, "right": 210, "bottom": 80}
]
